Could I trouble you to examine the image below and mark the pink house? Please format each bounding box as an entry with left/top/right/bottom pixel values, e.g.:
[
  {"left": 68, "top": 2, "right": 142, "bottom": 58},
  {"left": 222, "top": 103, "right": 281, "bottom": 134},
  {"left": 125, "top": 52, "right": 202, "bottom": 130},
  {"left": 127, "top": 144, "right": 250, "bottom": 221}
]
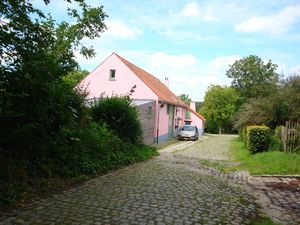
[
  {"left": 189, "top": 101, "right": 205, "bottom": 135},
  {"left": 80, "top": 52, "right": 205, "bottom": 143}
]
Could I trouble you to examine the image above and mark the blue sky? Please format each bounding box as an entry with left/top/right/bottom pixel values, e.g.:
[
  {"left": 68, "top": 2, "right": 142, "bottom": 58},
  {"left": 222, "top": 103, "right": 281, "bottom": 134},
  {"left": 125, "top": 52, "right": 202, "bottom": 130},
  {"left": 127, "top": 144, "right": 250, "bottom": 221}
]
[{"left": 36, "top": 0, "right": 300, "bottom": 101}]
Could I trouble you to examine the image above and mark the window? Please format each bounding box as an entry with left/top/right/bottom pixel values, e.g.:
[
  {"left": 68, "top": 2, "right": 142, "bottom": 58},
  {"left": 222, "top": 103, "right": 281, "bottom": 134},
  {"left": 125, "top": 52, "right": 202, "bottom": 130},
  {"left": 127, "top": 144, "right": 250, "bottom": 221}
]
[{"left": 109, "top": 69, "right": 116, "bottom": 80}]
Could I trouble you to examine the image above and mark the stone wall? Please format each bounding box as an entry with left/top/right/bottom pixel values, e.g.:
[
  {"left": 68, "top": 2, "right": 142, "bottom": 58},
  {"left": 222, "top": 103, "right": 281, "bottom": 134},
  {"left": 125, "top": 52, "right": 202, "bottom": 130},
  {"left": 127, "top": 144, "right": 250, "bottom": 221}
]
[{"left": 136, "top": 101, "right": 156, "bottom": 144}]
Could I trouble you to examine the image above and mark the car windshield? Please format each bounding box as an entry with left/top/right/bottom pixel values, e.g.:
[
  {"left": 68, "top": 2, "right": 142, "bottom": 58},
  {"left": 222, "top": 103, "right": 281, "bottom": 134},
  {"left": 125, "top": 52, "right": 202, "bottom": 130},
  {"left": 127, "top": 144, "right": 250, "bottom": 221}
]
[{"left": 181, "top": 126, "right": 195, "bottom": 131}]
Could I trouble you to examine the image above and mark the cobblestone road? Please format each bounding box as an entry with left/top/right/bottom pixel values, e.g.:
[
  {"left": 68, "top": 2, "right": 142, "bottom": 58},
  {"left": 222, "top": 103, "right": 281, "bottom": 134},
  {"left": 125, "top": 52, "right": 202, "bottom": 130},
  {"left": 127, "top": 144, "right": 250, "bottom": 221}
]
[{"left": 0, "top": 135, "right": 272, "bottom": 225}]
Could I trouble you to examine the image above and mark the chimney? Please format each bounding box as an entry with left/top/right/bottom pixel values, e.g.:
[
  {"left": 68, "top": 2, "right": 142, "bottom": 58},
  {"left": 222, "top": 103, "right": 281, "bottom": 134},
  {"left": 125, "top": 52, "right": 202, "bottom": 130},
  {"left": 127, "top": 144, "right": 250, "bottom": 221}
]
[
  {"left": 190, "top": 101, "right": 196, "bottom": 111},
  {"left": 164, "top": 77, "right": 169, "bottom": 87}
]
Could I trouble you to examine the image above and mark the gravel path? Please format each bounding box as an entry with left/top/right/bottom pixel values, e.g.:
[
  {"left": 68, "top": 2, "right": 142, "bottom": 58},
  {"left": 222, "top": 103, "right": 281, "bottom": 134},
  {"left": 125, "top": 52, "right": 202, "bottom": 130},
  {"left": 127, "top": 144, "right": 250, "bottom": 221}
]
[{"left": 0, "top": 135, "right": 265, "bottom": 225}]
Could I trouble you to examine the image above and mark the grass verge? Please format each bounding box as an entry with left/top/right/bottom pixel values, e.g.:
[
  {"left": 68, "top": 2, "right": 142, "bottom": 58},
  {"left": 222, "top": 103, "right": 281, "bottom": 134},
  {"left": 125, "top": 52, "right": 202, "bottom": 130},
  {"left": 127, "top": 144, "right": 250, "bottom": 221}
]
[
  {"left": 251, "top": 217, "right": 282, "bottom": 225},
  {"left": 229, "top": 137, "right": 300, "bottom": 175}
]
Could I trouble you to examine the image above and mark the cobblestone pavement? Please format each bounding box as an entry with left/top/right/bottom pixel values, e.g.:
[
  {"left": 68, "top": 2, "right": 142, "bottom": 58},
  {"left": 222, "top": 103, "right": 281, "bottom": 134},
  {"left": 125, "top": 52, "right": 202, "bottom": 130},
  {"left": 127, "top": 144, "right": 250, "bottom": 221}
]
[
  {"left": 0, "top": 135, "right": 265, "bottom": 225},
  {"left": 248, "top": 176, "right": 300, "bottom": 225},
  {"left": 163, "top": 135, "right": 300, "bottom": 225}
]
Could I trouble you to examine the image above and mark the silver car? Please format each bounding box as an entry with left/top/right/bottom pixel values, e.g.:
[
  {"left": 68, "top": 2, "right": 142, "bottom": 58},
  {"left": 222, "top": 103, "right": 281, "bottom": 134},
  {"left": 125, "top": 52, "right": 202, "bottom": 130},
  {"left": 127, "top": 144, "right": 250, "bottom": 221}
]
[{"left": 178, "top": 125, "right": 199, "bottom": 141}]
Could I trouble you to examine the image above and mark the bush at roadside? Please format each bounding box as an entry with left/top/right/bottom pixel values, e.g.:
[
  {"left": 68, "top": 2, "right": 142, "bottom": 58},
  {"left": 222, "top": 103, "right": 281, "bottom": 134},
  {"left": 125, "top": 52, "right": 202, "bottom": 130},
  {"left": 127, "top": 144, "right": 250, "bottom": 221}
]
[{"left": 246, "top": 125, "right": 271, "bottom": 154}]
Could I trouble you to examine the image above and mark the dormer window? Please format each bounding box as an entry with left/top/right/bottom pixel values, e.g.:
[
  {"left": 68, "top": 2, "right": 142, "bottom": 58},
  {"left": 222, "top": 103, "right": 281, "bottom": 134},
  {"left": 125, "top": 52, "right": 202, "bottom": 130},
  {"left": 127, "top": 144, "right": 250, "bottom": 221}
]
[{"left": 109, "top": 69, "right": 116, "bottom": 80}]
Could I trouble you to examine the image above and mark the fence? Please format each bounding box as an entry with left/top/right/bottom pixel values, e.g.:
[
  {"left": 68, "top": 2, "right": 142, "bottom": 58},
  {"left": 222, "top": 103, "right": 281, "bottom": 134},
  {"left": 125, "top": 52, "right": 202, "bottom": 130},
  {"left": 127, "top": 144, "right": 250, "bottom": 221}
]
[{"left": 281, "top": 121, "right": 300, "bottom": 152}]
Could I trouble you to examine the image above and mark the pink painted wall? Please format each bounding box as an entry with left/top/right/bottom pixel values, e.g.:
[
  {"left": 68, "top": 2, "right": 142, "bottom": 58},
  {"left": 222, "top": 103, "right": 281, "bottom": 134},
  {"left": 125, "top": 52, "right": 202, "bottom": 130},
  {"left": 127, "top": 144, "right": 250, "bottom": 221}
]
[
  {"left": 79, "top": 53, "right": 190, "bottom": 142},
  {"left": 154, "top": 103, "right": 186, "bottom": 140},
  {"left": 175, "top": 106, "right": 185, "bottom": 127},
  {"left": 190, "top": 101, "right": 203, "bottom": 131},
  {"left": 158, "top": 103, "right": 168, "bottom": 136},
  {"left": 79, "top": 54, "right": 157, "bottom": 100}
]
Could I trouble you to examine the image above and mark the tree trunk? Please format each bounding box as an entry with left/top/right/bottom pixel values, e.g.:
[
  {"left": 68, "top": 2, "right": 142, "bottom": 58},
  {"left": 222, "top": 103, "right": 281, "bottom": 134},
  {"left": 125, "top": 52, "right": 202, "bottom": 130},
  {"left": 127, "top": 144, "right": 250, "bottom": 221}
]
[{"left": 219, "top": 126, "right": 222, "bottom": 134}]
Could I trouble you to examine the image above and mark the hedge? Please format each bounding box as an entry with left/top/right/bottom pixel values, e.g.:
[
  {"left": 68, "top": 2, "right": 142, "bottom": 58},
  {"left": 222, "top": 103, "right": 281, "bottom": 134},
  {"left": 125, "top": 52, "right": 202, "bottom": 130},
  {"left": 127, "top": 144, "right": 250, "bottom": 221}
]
[{"left": 246, "top": 125, "right": 271, "bottom": 154}]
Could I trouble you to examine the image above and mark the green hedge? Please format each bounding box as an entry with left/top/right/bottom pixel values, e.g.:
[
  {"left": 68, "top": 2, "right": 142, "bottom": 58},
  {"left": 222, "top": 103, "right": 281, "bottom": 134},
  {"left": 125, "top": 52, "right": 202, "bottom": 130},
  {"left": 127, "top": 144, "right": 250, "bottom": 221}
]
[
  {"left": 91, "top": 96, "right": 142, "bottom": 144},
  {"left": 246, "top": 125, "right": 271, "bottom": 154}
]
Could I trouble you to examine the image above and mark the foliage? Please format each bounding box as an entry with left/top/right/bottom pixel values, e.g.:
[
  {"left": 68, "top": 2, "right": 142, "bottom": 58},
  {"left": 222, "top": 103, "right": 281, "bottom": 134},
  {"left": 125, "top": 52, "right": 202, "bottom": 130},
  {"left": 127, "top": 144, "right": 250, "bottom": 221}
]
[
  {"left": 226, "top": 55, "right": 278, "bottom": 99},
  {"left": 251, "top": 217, "right": 282, "bottom": 225},
  {"left": 179, "top": 94, "right": 191, "bottom": 105},
  {"left": 0, "top": 122, "right": 157, "bottom": 205},
  {"left": 229, "top": 137, "right": 300, "bottom": 175},
  {"left": 91, "top": 96, "right": 143, "bottom": 144},
  {"left": 63, "top": 69, "right": 89, "bottom": 87},
  {"left": 199, "top": 85, "right": 239, "bottom": 134},
  {"left": 233, "top": 95, "right": 282, "bottom": 129},
  {"left": 280, "top": 75, "right": 300, "bottom": 120},
  {"left": 233, "top": 75, "right": 300, "bottom": 129},
  {"left": 0, "top": 0, "right": 107, "bottom": 156},
  {"left": 268, "top": 134, "right": 283, "bottom": 152},
  {"left": 195, "top": 101, "right": 203, "bottom": 112},
  {"left": 246, "top": 126, "right": 271, "bottom": 154},
  {"left": 0, "top": 1, "right": 158, "bottom": 207}
]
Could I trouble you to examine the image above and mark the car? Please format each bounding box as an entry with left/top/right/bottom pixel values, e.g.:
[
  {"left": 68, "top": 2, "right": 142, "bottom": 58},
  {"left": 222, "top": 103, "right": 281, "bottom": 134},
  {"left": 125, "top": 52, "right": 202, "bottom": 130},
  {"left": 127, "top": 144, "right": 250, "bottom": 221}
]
[{"left": 178, "top": 125, "right": 199, "bottom": 141}]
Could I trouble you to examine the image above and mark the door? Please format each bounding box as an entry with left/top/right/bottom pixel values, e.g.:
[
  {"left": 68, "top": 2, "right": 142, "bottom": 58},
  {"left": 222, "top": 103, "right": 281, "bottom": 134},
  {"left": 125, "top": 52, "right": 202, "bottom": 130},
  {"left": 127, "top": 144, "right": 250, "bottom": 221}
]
[{"left": 168, "top": 105, "right": 175, "bottom": 138}]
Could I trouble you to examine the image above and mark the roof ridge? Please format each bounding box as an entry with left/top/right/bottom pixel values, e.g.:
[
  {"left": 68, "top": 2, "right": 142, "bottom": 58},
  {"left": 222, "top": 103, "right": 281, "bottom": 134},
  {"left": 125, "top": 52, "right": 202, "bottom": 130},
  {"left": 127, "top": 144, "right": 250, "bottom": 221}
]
[
  {"left": 113, "top": 53, "right": 187, "bottom": 107},
  {"left": 114, "top": 53, "right": 161, "bottom": 82}
]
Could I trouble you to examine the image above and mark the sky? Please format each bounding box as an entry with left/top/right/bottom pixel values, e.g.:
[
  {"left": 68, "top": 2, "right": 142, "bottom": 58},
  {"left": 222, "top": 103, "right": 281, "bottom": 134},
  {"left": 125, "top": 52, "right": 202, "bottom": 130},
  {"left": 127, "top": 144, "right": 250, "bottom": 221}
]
[{"left": 35, "top": 0, "right": 300, "bottom": 101}]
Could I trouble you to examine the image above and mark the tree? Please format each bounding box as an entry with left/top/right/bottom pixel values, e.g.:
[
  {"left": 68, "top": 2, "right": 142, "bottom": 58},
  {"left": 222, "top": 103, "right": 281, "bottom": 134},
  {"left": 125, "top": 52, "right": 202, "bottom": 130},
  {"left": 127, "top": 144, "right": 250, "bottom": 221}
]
[
  {"left": 199, "top": 85, "right": 239, "bottom": 134},
  {"left": 281, "top": 75, "right": 300, "bottom": 120},
  {"left": 226, "top": 55, "right": 278, "bottom": 99},
  {"left": 0, "top": 0, "right": 107, "bottom": 160},
  {"left": 179, "top": 94, "right": 191, "bottom": 105},
  {"left": 233, "top": 75, "right": 300, "bottom": 129},
  {"left": 63, "top": 69, "right": 89, "bottom": 87}
]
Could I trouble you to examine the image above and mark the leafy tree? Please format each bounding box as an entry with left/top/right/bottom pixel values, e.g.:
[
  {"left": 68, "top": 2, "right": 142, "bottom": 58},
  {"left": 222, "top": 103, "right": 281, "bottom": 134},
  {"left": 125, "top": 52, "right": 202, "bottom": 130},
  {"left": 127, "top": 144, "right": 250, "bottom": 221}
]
[
  {"left": 179, "top": 94, "right": 191, "bottom": 105},
  {"left": 63, "top": 69, "right": 89, "bottom": 87},
  {"left": 195, "top": 101, "right": 203, "bottom": 112},
  {"left": 199, "top": 85, "right": 239, "bottom": 134},
  {"left": 281, "top": 75, "right": 300, "bottom": 120},
  {"left": 234, "top": 75, "right": 300, "bottom": 129},
  {"left": 226, "top": 55, "right": 278, "bottom": 99},
  {"left": 0, "top": 1, "right": 106, "bottom": 169}
]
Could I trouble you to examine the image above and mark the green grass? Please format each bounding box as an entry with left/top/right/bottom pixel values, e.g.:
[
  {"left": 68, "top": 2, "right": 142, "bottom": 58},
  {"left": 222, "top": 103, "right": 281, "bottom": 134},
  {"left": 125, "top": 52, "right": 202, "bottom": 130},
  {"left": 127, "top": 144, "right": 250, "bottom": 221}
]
[
  {"left": 251, "top": 217, "right": 282, "bottom": 225},
  {"left": 229, "top": 137, "right": 300, "bottom": 175},
  {"left": 199, "top": 159, "right": 234, "bottom": 173}
]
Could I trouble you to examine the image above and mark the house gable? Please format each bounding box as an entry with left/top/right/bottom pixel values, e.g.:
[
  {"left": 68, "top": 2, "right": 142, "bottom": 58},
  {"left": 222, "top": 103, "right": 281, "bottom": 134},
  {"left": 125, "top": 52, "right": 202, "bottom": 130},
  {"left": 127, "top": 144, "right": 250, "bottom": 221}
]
[
  {"left": 115, "top": 53, "right": 187, "bottom": 108},
  {"left": 80, "top": 53, "right": 158, "bottom": 100}
]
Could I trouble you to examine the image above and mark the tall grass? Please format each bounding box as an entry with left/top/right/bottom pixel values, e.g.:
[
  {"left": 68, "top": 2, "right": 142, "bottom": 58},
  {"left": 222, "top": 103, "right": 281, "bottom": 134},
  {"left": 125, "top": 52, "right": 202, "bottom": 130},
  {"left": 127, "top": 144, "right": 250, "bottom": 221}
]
[{"left": 230, "top": 138, "right": 300, "bottom": 175}]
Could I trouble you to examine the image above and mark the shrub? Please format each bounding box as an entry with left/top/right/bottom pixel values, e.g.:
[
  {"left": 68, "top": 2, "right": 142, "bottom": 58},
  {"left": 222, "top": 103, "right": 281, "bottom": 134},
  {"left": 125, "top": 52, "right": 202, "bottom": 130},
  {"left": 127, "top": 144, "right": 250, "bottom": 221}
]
[
  {"left": 268, "top": 134, "right": 283, "bottom": 151},
  {"left": 91, "top": 96, "right": 142, "bottom": 144},
  {"left": 246, "top": 125, "right": 271, "bottom": 154}
]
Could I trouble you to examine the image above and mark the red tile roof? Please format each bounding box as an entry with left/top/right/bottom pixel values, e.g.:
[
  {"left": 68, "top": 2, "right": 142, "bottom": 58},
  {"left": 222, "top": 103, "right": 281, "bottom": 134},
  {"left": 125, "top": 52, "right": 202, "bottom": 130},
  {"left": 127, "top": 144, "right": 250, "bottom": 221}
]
[{"left": 114, "top": 53, "right": 187, "bottom": 107}]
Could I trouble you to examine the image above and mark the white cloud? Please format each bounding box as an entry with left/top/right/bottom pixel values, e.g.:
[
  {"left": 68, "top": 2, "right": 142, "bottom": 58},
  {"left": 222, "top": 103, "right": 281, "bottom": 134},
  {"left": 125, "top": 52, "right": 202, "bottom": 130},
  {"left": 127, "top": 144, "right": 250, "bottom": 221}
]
[
  {"left": 163, "top": 29, "right": 220, "bottom": 42},
  {"left": 290, "top": 64, "right": 300, "bottom": 74},
  {"left": 203, "top": 6, "right": 218, "bottom": 22},
  {"left": 144, "top": 53, "right": 240, "bottom": 100},
  {"left": 235, "top": 4, "right": 300, "bottom": 34},
  {"left": 149, "top": 52, "right": 197, "bottom": 70},
  {"left": 104, "top": 20, "right": 143, "bottom": 39},
  {"left": 207, "top": 55, "right": 241, "bottom": 75},
  {"left": 180, "top": 2, "right": 200, "bottom": 17},
  {"left": 180, "top": 2, "right": 218, "bottom": 21}
]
